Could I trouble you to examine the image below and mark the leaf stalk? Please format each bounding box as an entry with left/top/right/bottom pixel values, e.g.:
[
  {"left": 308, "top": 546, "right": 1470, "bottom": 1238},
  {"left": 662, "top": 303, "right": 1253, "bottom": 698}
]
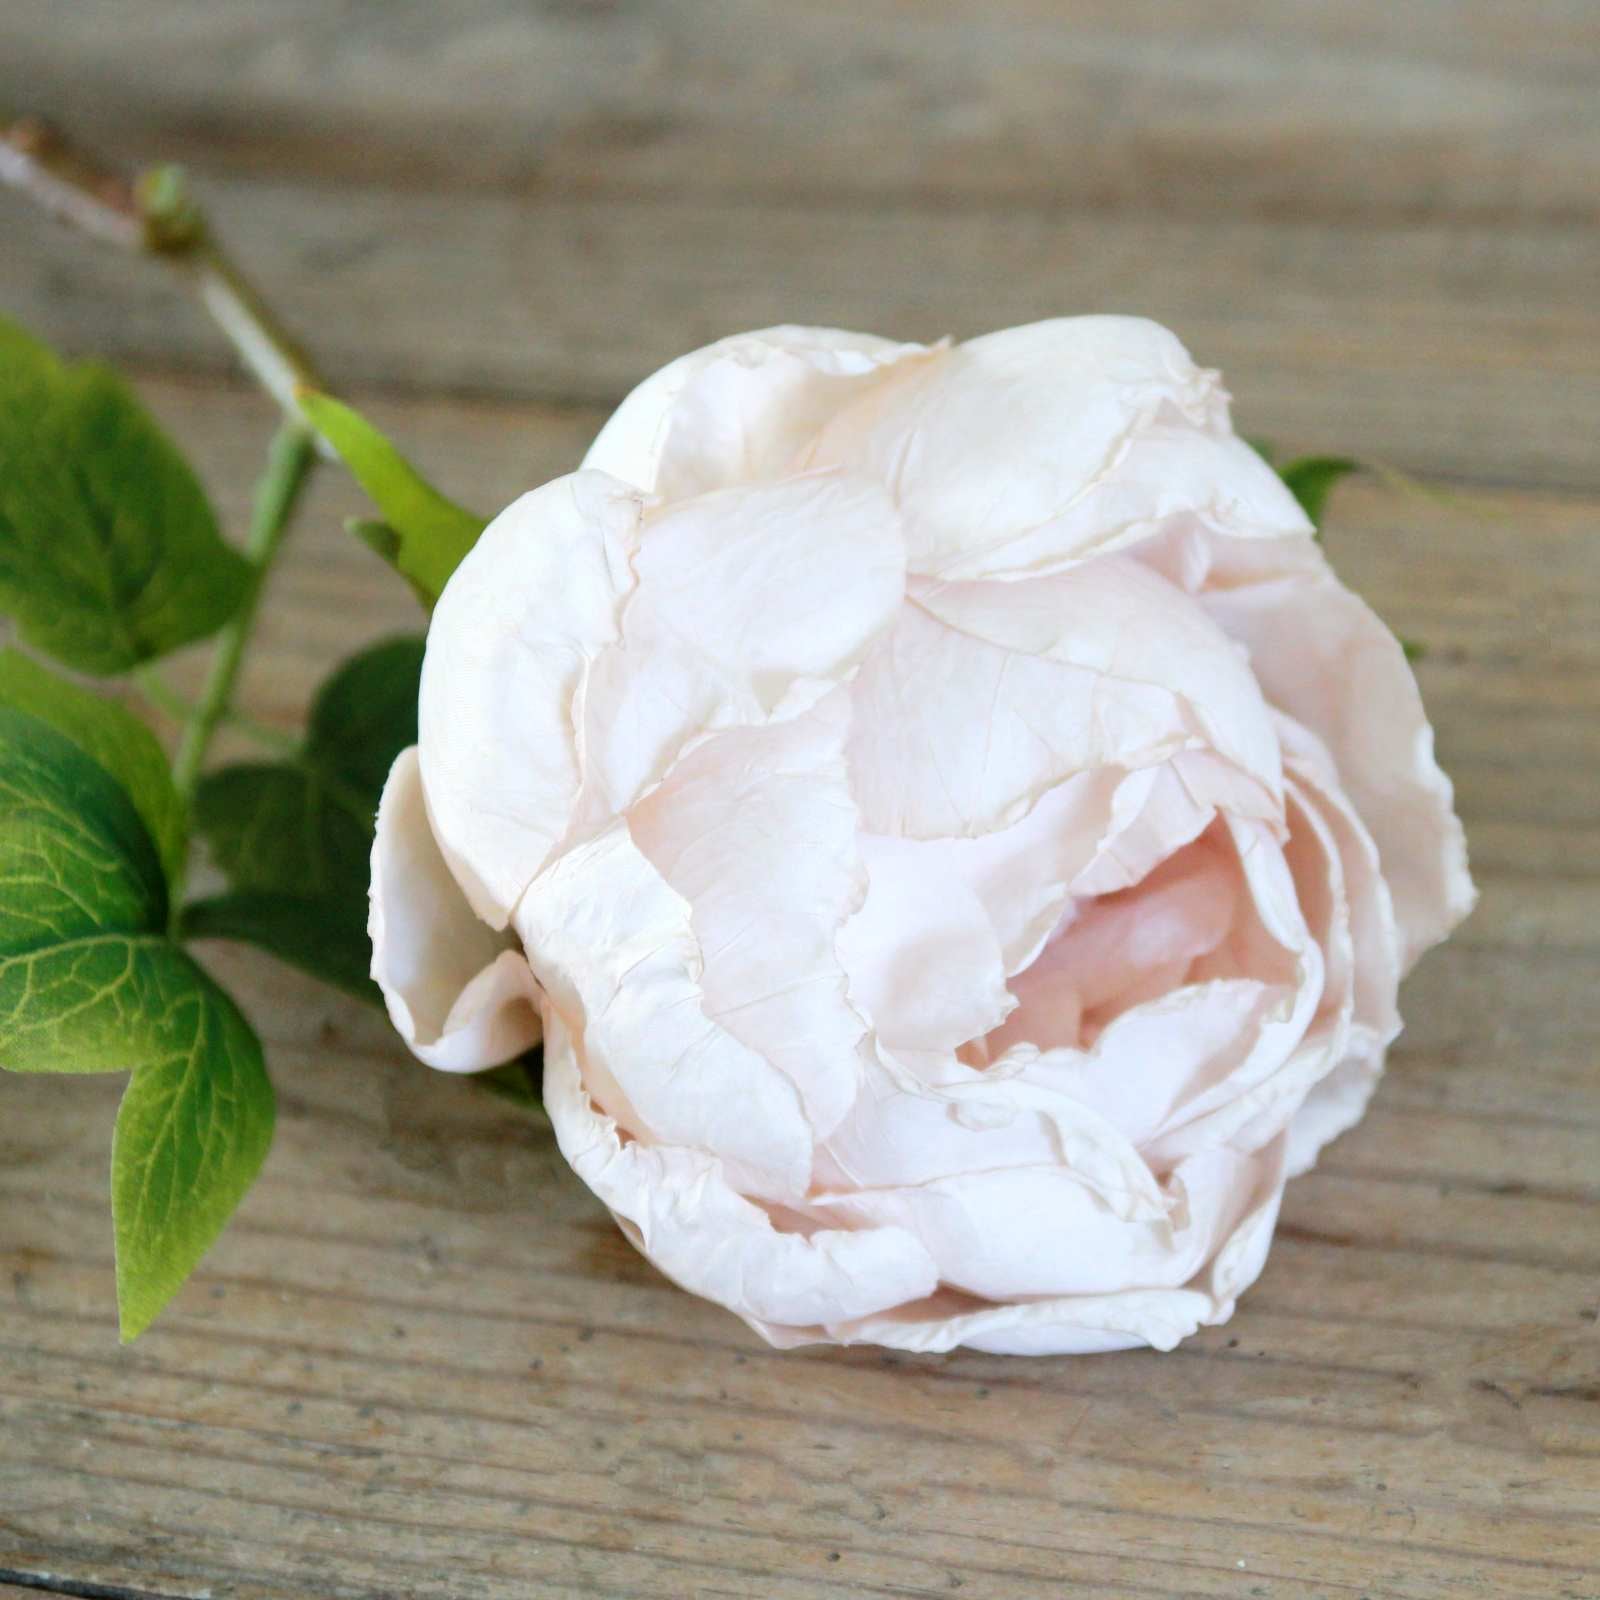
[{"left": 168, "top": 422, "right": 317, "bottom": 918}]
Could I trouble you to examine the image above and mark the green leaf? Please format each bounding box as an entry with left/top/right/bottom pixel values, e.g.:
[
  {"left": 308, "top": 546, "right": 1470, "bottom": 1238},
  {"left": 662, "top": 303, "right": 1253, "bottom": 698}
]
[
  {"left": 187, "top": 636, "right": 424, "bottom": 993},
  {"left": 0, "top": 648, "right": 186, "bottom": 883},
  {"left": 181, "top": 891, "right": 377, "bottom": 1002},
  {"left": 0, "top": 706, "right": 273, "bottom": 1337},
  {"left": 1401, "top": 636, "right": 1428, "bottom": 664},
  {"left": 299, "top": 391, "right": 483, "bottom": 604},
  {"left": 111, "top": 969, "right": 272, "bottom": 1340},
  {"left": 0, "top": 317, "right": 253, "bottom": 673},
  {"left": 307, "top": 634, "right": 425, "bottom": 797},
  {"left": 1277, "top": 455, "right": 1360, "bottom": 531},
  {"left": 0, "top": 708, "right": 167, "bottom": 1015},
  {"left": 194, "top": 763, "right": 372, "bottom": 897}
]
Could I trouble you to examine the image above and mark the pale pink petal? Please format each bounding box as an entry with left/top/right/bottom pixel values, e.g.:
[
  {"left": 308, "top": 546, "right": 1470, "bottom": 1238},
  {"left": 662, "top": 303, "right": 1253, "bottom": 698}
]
[
  {"left": 849, "top": 598, "right": 1202, "bottom": 841},
  {"left": 544, "top": 1008, "right": 940, "bottom": 1327},
  {"left": 836, "top": 834, "right": 1014, "bottom": 1055},
  {"left": 418, "top": 471, "right": 643, "bottom": 928},
  {"left": 583, "top": 325, "right": 937, "bottom": 500},
  {"left": 912, "top": 556, "right": 1282, "bottom": 805},
  {"left": 812, "top": 1139, "right": 1281, "bottom": 1306},
  {"left": 987, "top": 827, "right": 1240, "bottom": 1056},
  {"left": 906, "top": 768, "right": 1128, "bottom": 977},
  {"left": 1281, "top": 718, "right": 1400, "bottom": 1041},
  {"left": 1142, "top": 814, "right": 1328, "bottom": 1162},
  {"left": 1070, "top": 750, "right": 1278, "bottom": 901},
  {"left": 628, "top": 694, "right": 867, "bottom": 1140},
  {"left": 514, "top": 821, "right": 819, "bottom": 1203},
  {"left": 1284, "top": 1035, "right": 1389, "bottom": 1179},
  {"left": 819, "top": 1046, "right": 1169, "bottom": 1224},
  {"left": 1012, "top": 980, "right": 1279, "bottom": 1151},
  {"left": 369, "top": 747, "right": 540, "bottom": 1073},
  {"left": 804, "top": 316, "right": 1308, "bottom": 580},
  {"left": 751, "top": 1138, "right": 1287, "bottom": 1354},
  {"left": 1148, "top": 529, "right": 1475, "bottom": 969},
  {"left": 576, "top": 471, "right": 906, "bottom": 819},
  {"left": 1278, "top": 715, "right": 1404, "bottom": 1176}
]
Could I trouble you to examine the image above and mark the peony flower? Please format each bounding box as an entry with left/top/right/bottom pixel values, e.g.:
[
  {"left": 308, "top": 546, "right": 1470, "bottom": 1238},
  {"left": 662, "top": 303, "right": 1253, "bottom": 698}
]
[{"left": 370, "top": 318, "right": 1474, "bottom": 1355}]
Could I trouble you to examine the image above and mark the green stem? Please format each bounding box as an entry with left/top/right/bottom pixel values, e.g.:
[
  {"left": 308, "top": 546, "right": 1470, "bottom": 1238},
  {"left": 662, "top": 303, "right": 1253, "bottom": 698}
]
[
  {"left": 132, "top": 666, "right": 194, "bottom": 724},
  {"left": 138, "top": 669, "right": 306, "bottom": 758},
  {"left": 2, "top": 121, "right": 332, "bottom": 443},
  {"left": 168, "top": 423, "right": 316, "bottom": 913},
  {"left": 224, "top": 708, "right": 301, "bottom": 756}
]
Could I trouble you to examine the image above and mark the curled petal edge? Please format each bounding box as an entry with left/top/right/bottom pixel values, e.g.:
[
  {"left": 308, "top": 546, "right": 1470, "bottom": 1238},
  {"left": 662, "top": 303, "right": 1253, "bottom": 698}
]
[{"left": 370, "top": 746, "right": 541, "bottom": 1073}]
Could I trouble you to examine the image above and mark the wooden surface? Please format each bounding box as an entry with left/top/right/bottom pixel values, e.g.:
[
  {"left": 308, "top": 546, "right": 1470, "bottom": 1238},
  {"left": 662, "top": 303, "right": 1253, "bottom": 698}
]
[{"left": 1, "top": 5, "right": 1597, "bottom": 1597}]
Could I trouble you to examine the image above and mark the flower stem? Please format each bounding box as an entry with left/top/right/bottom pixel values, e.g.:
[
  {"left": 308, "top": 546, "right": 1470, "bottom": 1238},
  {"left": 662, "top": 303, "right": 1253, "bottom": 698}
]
[
  {"left": 224, "top": 709, "right": 301, "bottom": 756},
  {"left": 167, "top": 422, "right": 317, "bottom": 916},
  {"left": 1, "top": 117, "right": 331, "bottom": 440},
  {"left": 132, "top": 666, "right": 196, "bottom": 724}
]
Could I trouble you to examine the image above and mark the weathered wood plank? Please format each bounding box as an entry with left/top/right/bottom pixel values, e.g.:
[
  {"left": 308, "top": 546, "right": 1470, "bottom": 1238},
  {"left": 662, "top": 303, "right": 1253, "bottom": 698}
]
[
  {"left": 1, "top": 0, "right": 1597, "bottom": 225},
  {"left": 2, "top": 1001, "right": 1596, "bottom": 1600},
  {"left": 3, "top": 183, "right": 1598, "bottom": 491},
  {"left": 0, "top": 355, "right": 1595, "bottom": 1591}
]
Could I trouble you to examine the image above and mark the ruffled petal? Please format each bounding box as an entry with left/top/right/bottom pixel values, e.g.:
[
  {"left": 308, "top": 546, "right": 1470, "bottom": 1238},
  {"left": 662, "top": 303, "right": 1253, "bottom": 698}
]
[
  {"left": 369, "top": 747, "right": 540, "bottom": 1073},
  {"left": 1278, "top": 714, "right": 1404, "bottom": 1176},
  {"left": 817, "top": 1143, "right": 1266, "bottom": 1302},
  {"left": 515, "top": 820, "right": 820, "bottom": 1203},
  {"left": 804, "top": 315, "right": 1308, "bottom": 580},
  {"left": 575, "top": 470, "right": 906, "bottom": 820},
  {"left": 1146, "top": 528, "right": 1475, "bottom": 970},
  {"left": 912, "top": 556, "right": 1282, "bottom": 804},
  {"left": 847, "top": 559, "right": 1281, "bottom": 844},
  {"left": 819, "top": 1046, "right": 1169, "bottom": 1224},
  {"left": 985, "top": 827, "right": 1240, "bottom": 1057},
  {"left": 1010, "top": 980, "right": 1279, "bottom": 1151},
  {"left": 1142, "top": 813, "right": 1328, "bottom": 1162},
  {"left": 544, "top": 1007, "right": 940, "bottom": 1327},
  {"left": 755, "top": 1138, "right": 1288, "bottom": 1354},
  {"left": 418, "top": 471, "right": 644, "bottom": 928},
  {"left": 837, "top": 834, "right": 1014, "bottom": 1055},
  {"left": 583, "top": 324, "right": 937, "bottom": 501},
  {"left": 628, "top": 693, "right": 867, "bottom": 1139}
]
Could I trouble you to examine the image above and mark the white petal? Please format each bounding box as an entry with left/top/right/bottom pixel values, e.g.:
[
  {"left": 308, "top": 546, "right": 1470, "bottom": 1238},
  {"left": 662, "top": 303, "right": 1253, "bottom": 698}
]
[
  {"left": 1155, "top": 530, "right": 1475, "bottom": 969},
  {"left": 418, "top": 471, "right": 643, "bottom": 928},
  {"left": 805, "top": 315, "right": 1309, "bottom": 580},
  {"left": 583, "top": 324, "right": 937, "bottom": 500},
  {"left": 986, "top": 826, "right": 1241, "bottom": 1057},
  {"left": 912, "top": 556, "right": 1282, "bottom": 804},
  {"left": 1142, "top": 813, "right": 1328, "bottom": 1162},
  {"left": 1278, "top": 715, "right": 1404, "bottom": 1177},
  {"left": 515, "top": 820, "right": 820, "bottom": 1203},
  {"left": 1071, "top": 750, "right": 1277, "bottom": 901},
  {"left": 576, "top": 470, "right": 906, "bottom": 819},
  {"left": 1283, "top": 1030, "right": 1390, "bottom": 1179},
  {"left": 817, "top": 1142, "right": 1266, "bottom": 1302},
  {"left": 750, "top": 1138, "right": 1287, "bottom": 1354},
  {"left": 850, "top": 598, "right": 1193, "bottom": 841},
  {"left": 820, "top": 1045, "right": 1170, "bottom": 1224},
  {"left": 836, "top": 834, "right": 1014, "bottom": 1055},
  {"left": 901, "top": 768, "right": 1129, "bottom": 977},
  {"left": 544, "top": 1007, "right": 940, "bottom": 1326},
  {"left": 1013, "top": 979, "right": 1281, "bottom": 1151},
  {"left": 628, "top": 693, "right": 868, "bottom": 1139},
  {"left": 369, "top": 747, "right": 540, "bottom": 1073},
  {"left": 848, "top": 560, "right": 1280, "bottom": 844}
]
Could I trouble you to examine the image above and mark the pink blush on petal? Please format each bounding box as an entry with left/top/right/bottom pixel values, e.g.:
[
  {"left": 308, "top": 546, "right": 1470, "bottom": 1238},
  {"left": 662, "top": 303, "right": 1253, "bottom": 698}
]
[{"left": 980, "top": 824, "right": 1240, "bottom": 1058}]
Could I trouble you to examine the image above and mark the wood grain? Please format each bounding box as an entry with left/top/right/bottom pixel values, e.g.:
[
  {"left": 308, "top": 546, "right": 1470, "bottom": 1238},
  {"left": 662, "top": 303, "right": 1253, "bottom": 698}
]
[
  {"left": 1, "top": 0, "right": 1597, "bottom": 223},
  {"left": 1, "top": 5, "right": 1598, "bottom": 1598},
  {"left": 5, "top": 187, "right": 1598, "bottom": 493}
]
